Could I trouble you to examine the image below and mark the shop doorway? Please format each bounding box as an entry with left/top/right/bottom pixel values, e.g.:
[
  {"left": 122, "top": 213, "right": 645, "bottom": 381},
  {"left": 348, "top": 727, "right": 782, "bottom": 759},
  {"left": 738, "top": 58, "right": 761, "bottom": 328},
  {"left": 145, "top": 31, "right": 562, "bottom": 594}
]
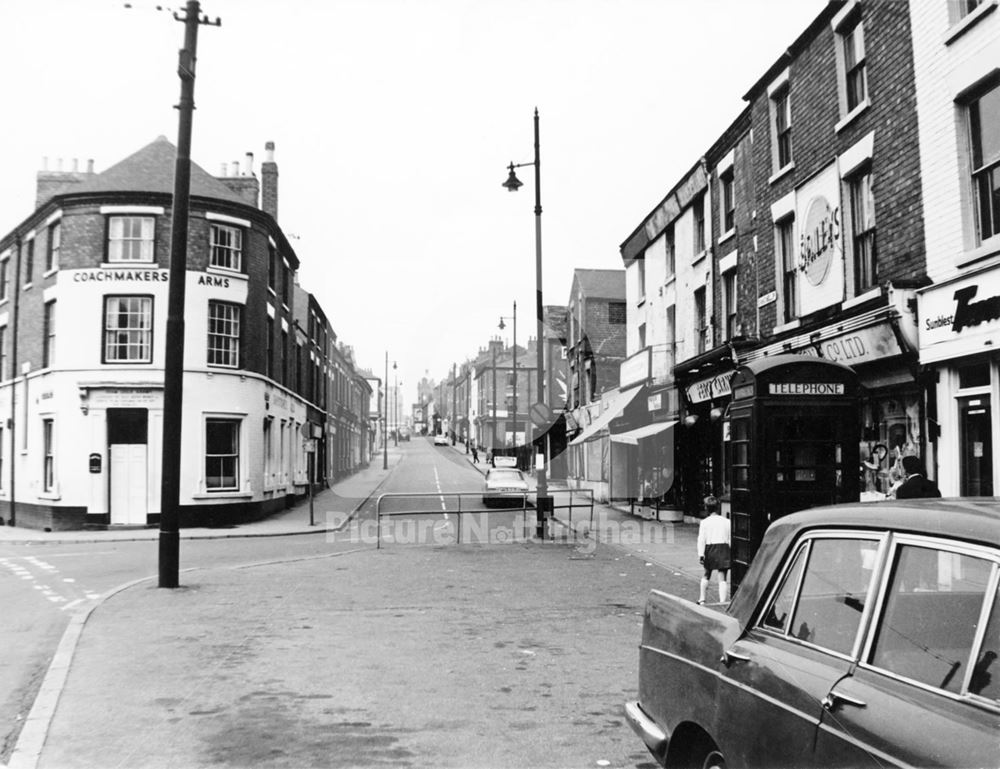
[
  {"left": 108, "top": 408, "right": 149, "bottom": 525},
  {"left": 960, "top": 397, "right": 993, "bottom": 496}
]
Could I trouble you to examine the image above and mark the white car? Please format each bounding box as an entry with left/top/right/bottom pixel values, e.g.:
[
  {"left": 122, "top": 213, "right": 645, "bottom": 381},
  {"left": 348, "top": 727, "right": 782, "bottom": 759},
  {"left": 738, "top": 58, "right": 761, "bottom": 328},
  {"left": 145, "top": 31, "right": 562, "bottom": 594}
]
[
  {"left": 482, "top": 468, "right": 529, "bottom": 507},
  {"left": 433, "top": 433, "right": 449, "bottom": 446}
]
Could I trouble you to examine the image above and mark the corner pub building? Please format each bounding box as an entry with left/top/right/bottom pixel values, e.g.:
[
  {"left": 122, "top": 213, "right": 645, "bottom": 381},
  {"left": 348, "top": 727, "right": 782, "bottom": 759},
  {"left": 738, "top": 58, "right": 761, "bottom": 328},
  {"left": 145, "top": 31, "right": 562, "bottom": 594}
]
[{"left": 0, "top": 137, "right": 325, "bottom": 530}]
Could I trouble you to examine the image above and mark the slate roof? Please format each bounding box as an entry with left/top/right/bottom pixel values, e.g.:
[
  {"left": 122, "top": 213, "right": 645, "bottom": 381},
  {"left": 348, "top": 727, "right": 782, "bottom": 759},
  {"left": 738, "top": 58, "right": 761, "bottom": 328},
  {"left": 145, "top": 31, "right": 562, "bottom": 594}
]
[
  {"left": 573, "top": 268, "right": 625, "bottom": 300},
  {"left": 51, "top": 136, "right": 247, "bottom": 206}
]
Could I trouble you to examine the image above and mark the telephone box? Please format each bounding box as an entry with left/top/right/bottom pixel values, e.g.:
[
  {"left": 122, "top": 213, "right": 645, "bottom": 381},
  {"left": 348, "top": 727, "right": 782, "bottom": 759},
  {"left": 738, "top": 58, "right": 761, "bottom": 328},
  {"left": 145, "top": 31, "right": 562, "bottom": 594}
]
[{"left": 727, "top": 354, "right": 860, "bottom": 586}]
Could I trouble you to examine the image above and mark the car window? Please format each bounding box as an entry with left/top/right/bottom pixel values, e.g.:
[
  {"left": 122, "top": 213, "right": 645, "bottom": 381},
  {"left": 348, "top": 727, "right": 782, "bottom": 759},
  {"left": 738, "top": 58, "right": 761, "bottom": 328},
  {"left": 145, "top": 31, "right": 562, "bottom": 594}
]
[
  {"left": 869, "top": 544, "right": 996, "bottom": 696},
  {"left": 488, "top": 470, "right": 523, "bottom": 482},
  {"left": 970, "top": 583, "right": 999, "bottom": 702},
  {"left": 761, "top": 543, "right": 807, "bottom": 634}
]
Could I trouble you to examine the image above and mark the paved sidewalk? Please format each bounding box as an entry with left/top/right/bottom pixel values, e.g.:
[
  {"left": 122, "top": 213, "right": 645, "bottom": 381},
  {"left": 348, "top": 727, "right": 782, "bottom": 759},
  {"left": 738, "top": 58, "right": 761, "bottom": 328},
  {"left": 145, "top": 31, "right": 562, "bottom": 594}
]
[
  {"left": 3, "top": 441, "right": 708, "bottom": 769},
  {"left": 0, "top": 450, "right": 406, "bottom": 546}
]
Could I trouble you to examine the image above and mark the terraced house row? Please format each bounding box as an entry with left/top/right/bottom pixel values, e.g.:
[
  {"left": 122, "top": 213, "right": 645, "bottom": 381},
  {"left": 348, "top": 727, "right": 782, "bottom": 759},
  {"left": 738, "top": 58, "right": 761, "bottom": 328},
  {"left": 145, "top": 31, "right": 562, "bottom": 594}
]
[
  {"left": 0, "top": 138, "right": 374, "bottom": 530},
  {"left": 567, "top": 0, "right": 998, "bottom": 516}
]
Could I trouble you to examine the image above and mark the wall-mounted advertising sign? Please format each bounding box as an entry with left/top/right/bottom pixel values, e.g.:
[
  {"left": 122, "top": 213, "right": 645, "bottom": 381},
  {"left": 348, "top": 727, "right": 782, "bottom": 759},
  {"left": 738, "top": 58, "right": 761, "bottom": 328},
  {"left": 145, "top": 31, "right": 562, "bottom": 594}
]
[
  {"left": 919, "top": 265, "right": 1000, "bottom": 364},
  {"left": 795, "top": 165, "right": 844, "bottom": 315}
]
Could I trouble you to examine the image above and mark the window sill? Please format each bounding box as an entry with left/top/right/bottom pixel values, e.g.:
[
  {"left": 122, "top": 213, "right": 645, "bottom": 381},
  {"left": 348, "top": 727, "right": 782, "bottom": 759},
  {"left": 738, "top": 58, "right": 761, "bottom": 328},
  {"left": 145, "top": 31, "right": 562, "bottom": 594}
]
[
  {"left": 958, "top": 236, "right": 1000, "bottom": 268},
  {"left": 207, "top": 265, "right": 246, "bottom": 278},
  {"left": 772, "top": 319, "right": 801, "bottom": 334},
  {"left": 192, "top": 490, "right": 254, "bottom": 500},
  {"left": 101, "top": 261, "right": 157, "bottom": 269},
  {"left": 22, "top": 283, "right": 32, "bottom": 291},
  {"left": 718, "top": 229, "right": 736, "bottom": 246},
  {"left": 692, "top": 249, "right": 709, "bottom": 266},
  {"left": 835, "top": 99, "right": 870, "bottom": 133},
  {"left": 38, "top": 490, "right": 61, "bottom": 501},
  {"left": 768, "top": 162, "right": 795, "bottom": 185},
  {"left": 43, "top": 268, "right": 57, "bottom": 279},
  {"left": 944, "top": 1, "right": 997, "bottom": 45},
  {"left": 268, "top": 286, "right": 276, "bottom": 296},
  {"left": 842, "top": 287, "right": 881, "bottom": 310}
]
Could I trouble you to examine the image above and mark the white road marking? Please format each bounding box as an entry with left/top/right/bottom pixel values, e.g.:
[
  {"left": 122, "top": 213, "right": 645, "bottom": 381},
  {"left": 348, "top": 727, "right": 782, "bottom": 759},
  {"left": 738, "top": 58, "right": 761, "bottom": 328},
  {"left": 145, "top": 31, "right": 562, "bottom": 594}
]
[{"left": 433, "top": 467, "right": 448, "bottom": 513}]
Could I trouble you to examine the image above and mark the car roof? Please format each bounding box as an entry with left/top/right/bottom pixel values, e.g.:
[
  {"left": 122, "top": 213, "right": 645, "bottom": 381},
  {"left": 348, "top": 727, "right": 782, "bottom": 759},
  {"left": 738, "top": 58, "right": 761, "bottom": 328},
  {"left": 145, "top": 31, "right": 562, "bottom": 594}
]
[{"left": 728, "top": 498, "right": 1000, "bottom": 626}]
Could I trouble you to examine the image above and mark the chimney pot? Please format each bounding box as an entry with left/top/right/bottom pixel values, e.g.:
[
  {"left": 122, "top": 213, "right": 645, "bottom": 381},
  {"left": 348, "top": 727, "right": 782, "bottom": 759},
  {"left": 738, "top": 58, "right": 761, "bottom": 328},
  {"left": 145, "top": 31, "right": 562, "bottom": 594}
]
[
  {"left": 265, "top": 141, "right": 275, "bottom": 162},
  {"left": 56, "top": 158, "right": 63, "bottom": 172},
  {"left": 230, "top": 160, "right": 239, "bottom": 176},
  {"left": 72, "top": 158, "right": 79, "bottom": 172},
  {"left": 220, "top": 163, "right": 228, "bottom": 176},
  {"left": 42, "top": 156, "right": 49, "bottom": 171},
  {"left": 243, "top": 151, "right": 254, "bottom": 177},
  {"left": 87, "top": 158, "right": 94, "bottom": 174}
]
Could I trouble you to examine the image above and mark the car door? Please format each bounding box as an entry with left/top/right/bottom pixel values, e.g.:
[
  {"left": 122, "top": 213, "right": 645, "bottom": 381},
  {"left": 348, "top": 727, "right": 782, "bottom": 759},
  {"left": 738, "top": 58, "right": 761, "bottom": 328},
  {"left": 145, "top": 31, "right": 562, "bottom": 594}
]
[
  {"left": 718, "top": 534, "right": 885, "bottom": 767},
  {"left": 813, "top": 536, "right": 1000, "bottom": 768}
]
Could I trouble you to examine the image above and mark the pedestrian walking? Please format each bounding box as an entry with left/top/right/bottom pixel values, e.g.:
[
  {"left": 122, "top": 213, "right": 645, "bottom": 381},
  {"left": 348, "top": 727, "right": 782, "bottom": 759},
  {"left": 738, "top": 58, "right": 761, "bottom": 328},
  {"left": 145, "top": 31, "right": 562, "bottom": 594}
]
[
  {"left": 471, "top": 444, "right": 479, "bottom": 464},
  {"left": 894, "top": 455, "right": 942, "bottom": 499},
  {"left": 697, "top": 495, "right": 730, "bottom": 605}
]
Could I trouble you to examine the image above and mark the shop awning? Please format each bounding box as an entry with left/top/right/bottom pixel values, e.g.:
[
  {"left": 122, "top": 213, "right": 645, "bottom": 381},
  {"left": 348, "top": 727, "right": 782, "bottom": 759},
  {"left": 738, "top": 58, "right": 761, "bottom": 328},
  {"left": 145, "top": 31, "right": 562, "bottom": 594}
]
[
  {"left": 568, "top": 386, "right": 643, "bottom": 446},
  {"left": 610, "top": 420, "right": 677, "bottom": 445}
]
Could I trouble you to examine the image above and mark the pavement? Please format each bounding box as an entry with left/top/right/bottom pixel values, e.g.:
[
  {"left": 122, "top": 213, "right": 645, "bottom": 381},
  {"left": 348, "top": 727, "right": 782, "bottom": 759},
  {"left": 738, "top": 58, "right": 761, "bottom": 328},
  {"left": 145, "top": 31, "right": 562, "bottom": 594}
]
[{"left": 1, "top": 442, "right": 704, "bottom": 769}]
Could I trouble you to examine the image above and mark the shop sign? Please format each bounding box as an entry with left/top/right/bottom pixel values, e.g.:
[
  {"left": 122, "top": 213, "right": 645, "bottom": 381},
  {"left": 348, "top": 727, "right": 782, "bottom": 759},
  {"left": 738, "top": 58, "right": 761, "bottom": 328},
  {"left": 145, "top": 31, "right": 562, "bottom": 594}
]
[
  {"left": 686, "top": 371, "right": 734, "bottom": 404},
  {"left": 795, "top": 165, "right": 845, "bottom": 315},
  {"left": 799, "top": 322, "right": 902, "bottom": 365},
  {"left": 768, "top": 382, "right": 845, "bottom": 396},
  {"left": 72, "top": 269, "right": 169, "bottom": 283},
  {"left": 757, "top": 290, "right": 776, "bottom": 308},
  {"left": 620, "top": 348, "right": 650, "bottom": 389},
  {"left": 919, "top": 267, "right": 1000, "bottom": 363},
  {"left": 88, "top": 388, "right": 161, "bottom": 407}
]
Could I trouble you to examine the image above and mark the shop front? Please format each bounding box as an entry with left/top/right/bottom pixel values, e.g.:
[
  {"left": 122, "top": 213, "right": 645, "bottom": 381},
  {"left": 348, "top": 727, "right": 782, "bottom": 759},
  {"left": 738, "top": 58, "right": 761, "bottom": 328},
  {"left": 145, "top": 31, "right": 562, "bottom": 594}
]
[
  {"left": 742, "top": 290, "right": 921, "bottom": 502},
  {"left": 609, "top": 384, "right": 680, "bottom": 520},
  {"left": 918, "top": 262, "right": 999, "bottom": 497}
]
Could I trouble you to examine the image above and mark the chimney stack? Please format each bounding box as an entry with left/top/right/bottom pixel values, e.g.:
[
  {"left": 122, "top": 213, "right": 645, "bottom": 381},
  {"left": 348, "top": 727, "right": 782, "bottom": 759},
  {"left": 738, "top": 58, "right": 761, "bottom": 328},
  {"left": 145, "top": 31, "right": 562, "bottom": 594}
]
[
  {"left": 35, "top": 154, "right": 97, "bottom": 208},
  {"left": 261, "top": 140, "right": 278, "bottom": 220}
]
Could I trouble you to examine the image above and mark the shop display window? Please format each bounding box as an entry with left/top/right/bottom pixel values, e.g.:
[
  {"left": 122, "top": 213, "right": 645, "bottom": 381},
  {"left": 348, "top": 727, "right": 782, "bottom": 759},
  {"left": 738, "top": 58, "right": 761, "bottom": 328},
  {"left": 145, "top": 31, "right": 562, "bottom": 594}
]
[{"left": 860, "top": 393, "right": 922, "bottom": 501}]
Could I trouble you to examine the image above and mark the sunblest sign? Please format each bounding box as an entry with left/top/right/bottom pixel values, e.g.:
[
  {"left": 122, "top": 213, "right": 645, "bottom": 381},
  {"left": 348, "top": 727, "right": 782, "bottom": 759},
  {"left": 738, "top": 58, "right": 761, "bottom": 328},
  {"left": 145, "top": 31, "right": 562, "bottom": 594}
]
[{"left": 919, "top": 265, "right": 1000, "bottom": 364}]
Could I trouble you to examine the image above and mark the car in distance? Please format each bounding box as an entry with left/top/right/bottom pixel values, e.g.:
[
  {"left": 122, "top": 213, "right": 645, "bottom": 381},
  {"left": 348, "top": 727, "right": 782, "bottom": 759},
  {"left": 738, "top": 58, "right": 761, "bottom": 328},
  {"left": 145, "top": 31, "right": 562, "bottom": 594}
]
[
  {"left": 433, "top": 433, "right": 449, "bottom": 446},
  {"left": 625, "top": 498, "right": 1000, "bottom": 769},
  {"left": 482, "top": 467, "right": 529, "bottom": 507}
]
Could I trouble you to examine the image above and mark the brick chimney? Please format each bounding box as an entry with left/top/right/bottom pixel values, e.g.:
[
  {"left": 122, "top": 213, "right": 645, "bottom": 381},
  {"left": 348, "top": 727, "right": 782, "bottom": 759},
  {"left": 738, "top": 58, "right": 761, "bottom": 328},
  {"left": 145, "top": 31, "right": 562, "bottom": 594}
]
[
  {"left": 35, "top": 156, "right": 96, "bottom": 208},
  {"left": 261, "top": 141, "right": 278, "bottom": 220},
  {"left": 217, "top": 152, "right": 259, "bottom": 207}
]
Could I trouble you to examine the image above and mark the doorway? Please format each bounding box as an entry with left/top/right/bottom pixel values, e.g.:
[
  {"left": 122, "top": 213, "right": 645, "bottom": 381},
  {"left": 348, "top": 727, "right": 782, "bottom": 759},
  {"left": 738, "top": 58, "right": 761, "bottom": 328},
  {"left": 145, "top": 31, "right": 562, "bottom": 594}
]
[
  {"left": 108, "top": 408, "right": 149, "bottom": 525},
  {"left": 960, "top": 397, "right": 993, "bottom": 496}
]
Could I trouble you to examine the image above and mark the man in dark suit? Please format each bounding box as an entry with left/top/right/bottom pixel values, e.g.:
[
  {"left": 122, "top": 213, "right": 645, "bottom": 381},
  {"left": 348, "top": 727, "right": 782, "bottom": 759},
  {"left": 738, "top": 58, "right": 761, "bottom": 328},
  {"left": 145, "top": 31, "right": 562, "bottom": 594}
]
[{"left": 895, "top": 455, "right": 942, "bottom": 499}]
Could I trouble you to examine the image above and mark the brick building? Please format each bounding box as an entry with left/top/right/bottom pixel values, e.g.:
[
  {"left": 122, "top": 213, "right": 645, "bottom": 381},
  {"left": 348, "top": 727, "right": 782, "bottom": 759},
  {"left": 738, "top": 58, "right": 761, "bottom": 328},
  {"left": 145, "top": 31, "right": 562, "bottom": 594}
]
[
  {"left": 564, "top": 268, "right": 627, "bottom": 502},
  {"left": 741, "top": 0, "right": 926, "bottom": 502},
  {"left": 616, "top": 0, "right": 931, "bottom": 517},
  {"left": 0, "top": 137, "right": 370, "bottom": 530}
]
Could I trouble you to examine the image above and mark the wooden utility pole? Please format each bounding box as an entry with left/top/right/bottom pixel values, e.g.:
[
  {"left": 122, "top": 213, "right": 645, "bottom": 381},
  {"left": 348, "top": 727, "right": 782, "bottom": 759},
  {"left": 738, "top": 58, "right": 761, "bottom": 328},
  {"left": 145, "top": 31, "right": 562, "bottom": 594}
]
[{"left": 159, "top": 1, "right": 220, "bottom": 588}]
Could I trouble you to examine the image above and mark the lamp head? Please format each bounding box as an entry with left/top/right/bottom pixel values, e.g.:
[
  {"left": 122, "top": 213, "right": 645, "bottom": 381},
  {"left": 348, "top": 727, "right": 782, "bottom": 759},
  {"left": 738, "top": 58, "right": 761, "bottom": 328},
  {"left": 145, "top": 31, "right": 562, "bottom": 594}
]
[
  {"left": 498, "top": 317, "right": 506, "bottom": 331},
  {"left": 502, "top": 163, "right": 523, "bottom": 192}
]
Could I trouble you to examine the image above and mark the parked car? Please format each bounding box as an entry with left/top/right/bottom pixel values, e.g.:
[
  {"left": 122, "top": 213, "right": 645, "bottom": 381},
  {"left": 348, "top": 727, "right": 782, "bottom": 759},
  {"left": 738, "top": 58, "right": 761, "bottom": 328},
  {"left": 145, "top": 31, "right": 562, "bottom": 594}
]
[
  {"left": 626, "top": 498, "right": 1000, "bottom": 769},
  {"left": 482, "top": 467, "right": 529, "bottom": 507},
  {"left": 433, "top": 433, "right": 449, "bottom": 446}
]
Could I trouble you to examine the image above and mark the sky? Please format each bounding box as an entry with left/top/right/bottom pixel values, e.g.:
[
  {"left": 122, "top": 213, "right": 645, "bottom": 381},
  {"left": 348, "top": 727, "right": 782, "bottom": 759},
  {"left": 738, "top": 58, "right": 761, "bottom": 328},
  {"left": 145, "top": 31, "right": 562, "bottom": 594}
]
[{"left": 1, "top": 0, "right": 828, "bottom": 407}]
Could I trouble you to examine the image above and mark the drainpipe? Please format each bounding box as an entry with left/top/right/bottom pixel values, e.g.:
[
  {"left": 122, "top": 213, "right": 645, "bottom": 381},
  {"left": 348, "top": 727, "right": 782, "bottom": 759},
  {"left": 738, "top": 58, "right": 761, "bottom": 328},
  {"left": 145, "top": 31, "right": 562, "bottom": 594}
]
[{"left": 8, "top": 233, "right": 21, "bottom": 526}]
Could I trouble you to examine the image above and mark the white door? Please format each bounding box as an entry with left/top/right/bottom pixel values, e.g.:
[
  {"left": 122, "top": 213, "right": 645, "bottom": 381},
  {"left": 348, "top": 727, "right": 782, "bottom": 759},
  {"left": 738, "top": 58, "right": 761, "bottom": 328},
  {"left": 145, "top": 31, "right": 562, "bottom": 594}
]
[{"left": 110, "top": 444, "right": 147, "bottom": 525}]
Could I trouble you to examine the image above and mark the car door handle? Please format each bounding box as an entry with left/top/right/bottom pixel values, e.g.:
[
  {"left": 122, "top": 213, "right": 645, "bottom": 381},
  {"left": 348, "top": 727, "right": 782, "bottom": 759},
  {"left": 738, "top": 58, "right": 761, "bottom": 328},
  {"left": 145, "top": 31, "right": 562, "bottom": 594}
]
[
  {"left": 720, "top": 649, "right": 750, "bottom": 666},
  {"left": 822, "top": 689, "right": 867, "bottom": 711}
]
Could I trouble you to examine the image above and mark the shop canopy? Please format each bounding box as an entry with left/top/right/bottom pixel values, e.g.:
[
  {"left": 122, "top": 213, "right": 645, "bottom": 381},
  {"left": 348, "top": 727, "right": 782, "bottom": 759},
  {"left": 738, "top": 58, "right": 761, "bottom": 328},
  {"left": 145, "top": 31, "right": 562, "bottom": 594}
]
[
  {"left": 568, "top": 386, "right": 643, "bottom": 446},
  {"left": 610, "top": 420, "right": 677, "bottom": 445}
]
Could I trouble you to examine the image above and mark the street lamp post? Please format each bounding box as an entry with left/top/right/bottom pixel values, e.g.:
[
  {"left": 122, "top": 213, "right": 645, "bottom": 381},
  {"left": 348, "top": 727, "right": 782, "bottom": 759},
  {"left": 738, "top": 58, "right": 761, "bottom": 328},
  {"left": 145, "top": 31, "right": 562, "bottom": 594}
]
[
  {"left": 499, "top": 300, "right": 517, "bottom": 460},
  {"left": 382, "top": 351, "right": 388, "bottom": 470},
  {"left": 392, "top": 361, "right": 398, "bottom": 447},
  {"left": 503, "top": 108, "right": 548, "bottom": 539}
]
